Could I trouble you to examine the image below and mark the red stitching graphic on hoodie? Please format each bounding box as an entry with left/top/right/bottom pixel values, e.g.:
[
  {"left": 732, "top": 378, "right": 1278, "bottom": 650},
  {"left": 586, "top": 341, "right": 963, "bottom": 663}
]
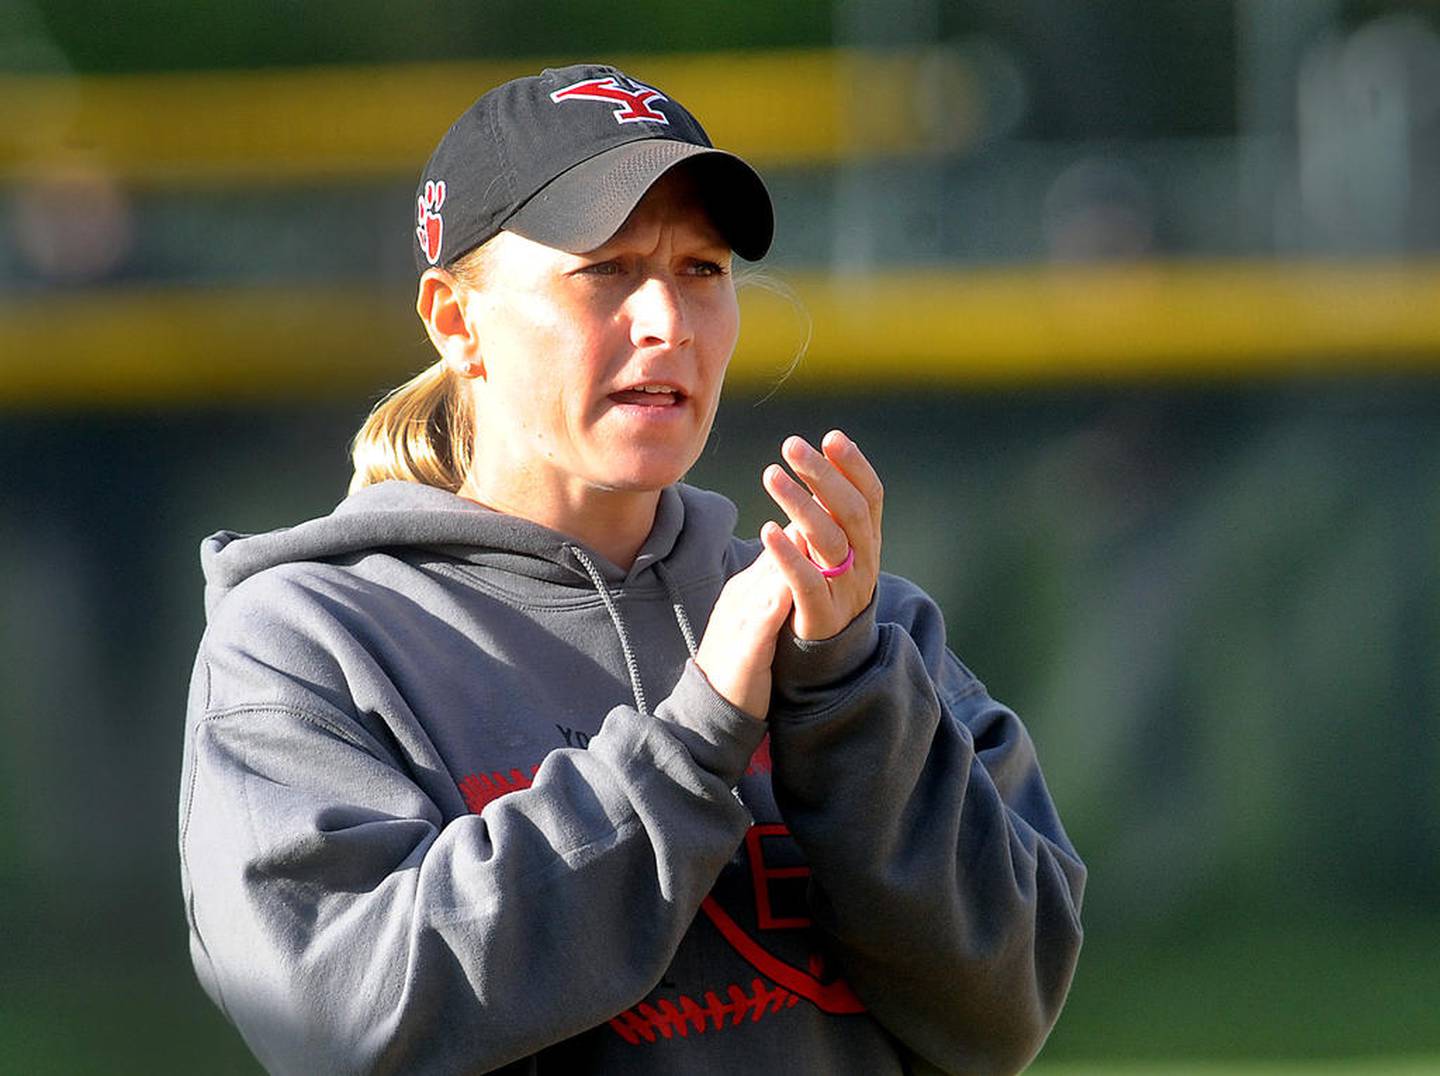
[
  {"left": 699, "top": 895, "right": 864, "bottom": 1014},
  {"left": 609, "top": 979, "right": 800, "bottom": 1044},
  {"left": 457, "top": 766, "right": 540, "bottom": 814},
  {"left": 457, "top": 750, "right": 866, "bottom": 1029}
]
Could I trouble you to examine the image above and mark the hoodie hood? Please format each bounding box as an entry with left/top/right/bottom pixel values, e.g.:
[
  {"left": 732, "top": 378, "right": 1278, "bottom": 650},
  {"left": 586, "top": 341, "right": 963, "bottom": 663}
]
[{"left": 200, "top": 479, "right": 740, "bottom": 620}]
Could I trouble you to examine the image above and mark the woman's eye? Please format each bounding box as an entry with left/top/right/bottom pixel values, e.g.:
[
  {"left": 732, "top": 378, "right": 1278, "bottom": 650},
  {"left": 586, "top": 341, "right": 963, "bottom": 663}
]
[
  {"left": 687, "top": 260, "right": 728, "bottom": 277},
  {"left": 577, "top": 260, "right": 621, "bottom": 276}
]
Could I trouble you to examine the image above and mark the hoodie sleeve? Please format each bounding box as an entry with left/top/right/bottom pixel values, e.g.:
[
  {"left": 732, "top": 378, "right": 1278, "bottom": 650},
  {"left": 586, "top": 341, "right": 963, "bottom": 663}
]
[
  {"left": 766, "top": 574, "right": 1086, "bottom": 1076},
  {"left": 179, "top": 576, "right": 765, "bottom": 1075}
]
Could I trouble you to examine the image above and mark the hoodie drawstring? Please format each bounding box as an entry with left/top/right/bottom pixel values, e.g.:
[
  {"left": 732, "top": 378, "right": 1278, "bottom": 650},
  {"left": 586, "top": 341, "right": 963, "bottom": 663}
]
[
  {"left": 654, "top": 561, "right": 699, "bottom": 658},
  {"left": 568, "top": 546, "right": 700, "bottom": 719}
]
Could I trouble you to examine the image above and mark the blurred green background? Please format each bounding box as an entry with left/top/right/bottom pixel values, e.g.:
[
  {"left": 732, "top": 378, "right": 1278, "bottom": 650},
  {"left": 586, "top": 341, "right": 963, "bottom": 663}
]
[{"left": 3, "top": 2, "right": 1439, "bottom": 1073}]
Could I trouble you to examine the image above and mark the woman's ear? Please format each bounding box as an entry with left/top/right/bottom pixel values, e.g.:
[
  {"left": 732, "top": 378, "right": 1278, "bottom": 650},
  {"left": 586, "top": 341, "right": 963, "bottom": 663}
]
[{"left": 416, "top": 268, "right": 484, "bottom": 378}]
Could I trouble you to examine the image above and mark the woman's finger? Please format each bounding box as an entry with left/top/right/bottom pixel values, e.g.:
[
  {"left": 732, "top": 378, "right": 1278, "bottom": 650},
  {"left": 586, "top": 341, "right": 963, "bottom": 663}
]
[
  {"left": 782, "top": 520, "right": 811, "bottom": 559},
  {"left": 761, "top": 521, "right": 838, "bottom": 639},
  {"left": 762, "top": 463, "right": 850, "bottom": 567},
  {"left": 780, "top": 436, "right": 874, "bottom": 549},
  {"left": 821, "top": 430, "right": 884, "bottom": 533},
  {"left": 693, "top": 542, "right": 794, "bottom": 718}
]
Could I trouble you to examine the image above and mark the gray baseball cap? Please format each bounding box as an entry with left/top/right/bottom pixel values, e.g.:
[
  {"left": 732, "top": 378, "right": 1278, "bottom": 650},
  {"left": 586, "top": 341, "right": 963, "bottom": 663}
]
[{"left": 413, "top": 63, "right": 774, "bottom": 271}]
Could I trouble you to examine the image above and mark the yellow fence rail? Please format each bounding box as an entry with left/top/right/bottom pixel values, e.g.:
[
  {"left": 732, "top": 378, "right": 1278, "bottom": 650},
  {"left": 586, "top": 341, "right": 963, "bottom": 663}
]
[
  {"left": 1, "top": 49, "right": 968, "bottom": 185},
  {"left": 3, "top": 51, "right": 1437, "bottom": 405},
  {"left": 4, "top": 261, "right": 1438, "bottom": 408}
]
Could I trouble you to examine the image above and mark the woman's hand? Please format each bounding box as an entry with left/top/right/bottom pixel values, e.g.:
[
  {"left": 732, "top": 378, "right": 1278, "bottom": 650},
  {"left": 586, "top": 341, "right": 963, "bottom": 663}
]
[
  {"left": 760, "top": 430, "right": 884, "bottom": 641},
  {"left": 694, "top": 430, "right": 882, "bottom": 715},
  {"left": 694, "top": 550, "right": 794, "bottom": 720}
]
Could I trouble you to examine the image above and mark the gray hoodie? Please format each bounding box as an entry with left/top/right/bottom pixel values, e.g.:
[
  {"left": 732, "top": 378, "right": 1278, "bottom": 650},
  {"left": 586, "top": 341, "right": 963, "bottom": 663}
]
[{"left": 179, "top": 479, "right": 1084, "bottom": 1075}]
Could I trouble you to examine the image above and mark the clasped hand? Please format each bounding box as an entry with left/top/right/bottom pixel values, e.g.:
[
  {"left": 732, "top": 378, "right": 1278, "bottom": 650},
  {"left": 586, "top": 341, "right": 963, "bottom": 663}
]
[{"left": 695, "top": 430, "right": 884, "bottom": 719}]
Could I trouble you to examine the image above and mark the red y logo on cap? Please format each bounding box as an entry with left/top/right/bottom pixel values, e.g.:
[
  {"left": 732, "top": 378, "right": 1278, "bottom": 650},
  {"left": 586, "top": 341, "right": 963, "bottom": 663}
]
[
  {"left": 550, "top": 77, "right": 670, "bottom": 124},
  {"left": 417, "top": 179, "right": 446, "bottom": 265}
]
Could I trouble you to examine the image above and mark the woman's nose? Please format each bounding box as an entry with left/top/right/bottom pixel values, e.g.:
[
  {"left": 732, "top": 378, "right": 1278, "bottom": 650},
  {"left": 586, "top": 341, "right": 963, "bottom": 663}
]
[{"left": 628, "top": 275, "right": 692, "bottom": 350}]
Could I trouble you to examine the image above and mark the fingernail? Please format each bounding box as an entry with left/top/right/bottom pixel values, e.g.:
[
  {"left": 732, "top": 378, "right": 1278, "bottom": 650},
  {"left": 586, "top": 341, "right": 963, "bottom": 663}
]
[{"left": 786, "top": 436, "right": 816, "bottom": 459}]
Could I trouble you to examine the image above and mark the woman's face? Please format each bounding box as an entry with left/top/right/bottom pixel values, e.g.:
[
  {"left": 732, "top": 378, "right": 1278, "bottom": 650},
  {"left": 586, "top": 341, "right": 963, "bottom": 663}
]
[{"left": 461, "top": 169, "right": 740, "bottom": 518}]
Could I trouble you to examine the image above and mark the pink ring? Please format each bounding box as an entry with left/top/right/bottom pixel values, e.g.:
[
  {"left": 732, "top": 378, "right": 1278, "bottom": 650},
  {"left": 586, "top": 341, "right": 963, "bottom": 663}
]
[{"left": 813, "top": 546, "right": 856, "bottom": 579}]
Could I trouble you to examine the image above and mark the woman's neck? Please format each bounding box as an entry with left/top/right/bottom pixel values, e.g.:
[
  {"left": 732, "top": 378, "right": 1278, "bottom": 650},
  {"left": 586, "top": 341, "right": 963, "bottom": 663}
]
[{"left": 458, "top": 477, "right": 661, "bottom": 572}]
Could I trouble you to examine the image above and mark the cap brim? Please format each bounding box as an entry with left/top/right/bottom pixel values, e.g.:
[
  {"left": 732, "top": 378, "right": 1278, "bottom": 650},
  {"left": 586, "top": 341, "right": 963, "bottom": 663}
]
[{"left": 503, "top": 140, "right": 773, "bottom": 261}]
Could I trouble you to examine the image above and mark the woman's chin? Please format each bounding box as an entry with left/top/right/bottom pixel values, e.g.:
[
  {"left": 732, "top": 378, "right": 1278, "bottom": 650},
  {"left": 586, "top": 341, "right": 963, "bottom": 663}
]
[
  {"left": 587, "top": 456, "right": 695, "bottom": 495},
  {"left": 588, "top": 441, "right": 704, "bottom": 493},
  {"left": 590, "top": 470, "right": 687, "bottom": 495}
]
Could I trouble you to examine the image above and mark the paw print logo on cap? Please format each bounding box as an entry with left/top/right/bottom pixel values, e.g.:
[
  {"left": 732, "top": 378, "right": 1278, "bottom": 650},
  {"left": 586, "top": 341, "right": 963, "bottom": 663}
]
[{"left": 416, "top": 180, "right": 446, "bottom": 265}]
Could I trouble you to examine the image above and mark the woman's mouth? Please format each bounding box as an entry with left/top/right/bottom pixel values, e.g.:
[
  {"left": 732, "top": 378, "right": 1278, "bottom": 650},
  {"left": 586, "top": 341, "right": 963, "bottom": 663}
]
[{"left": 609, "top": 384, "right": 685, "bottom": 407}]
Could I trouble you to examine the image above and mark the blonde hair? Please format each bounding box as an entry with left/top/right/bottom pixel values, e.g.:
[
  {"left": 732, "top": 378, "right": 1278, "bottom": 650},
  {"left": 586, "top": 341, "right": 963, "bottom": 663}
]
[{"left": 347, "top": 246, "right": 490, "bottom": 495}]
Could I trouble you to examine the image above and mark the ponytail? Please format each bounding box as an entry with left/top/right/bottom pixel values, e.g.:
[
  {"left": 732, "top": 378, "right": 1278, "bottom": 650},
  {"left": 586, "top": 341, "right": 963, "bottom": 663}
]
[
  {"left": 347, "top": 359, "right": 474, "bottom": 495},
  {"left": 348, "top": 244, "right": 490, "bottom": 495}
]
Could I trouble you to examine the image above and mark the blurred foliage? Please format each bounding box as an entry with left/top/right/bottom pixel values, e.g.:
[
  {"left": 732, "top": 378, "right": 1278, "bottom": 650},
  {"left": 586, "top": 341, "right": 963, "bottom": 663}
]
[
  {"left": 931, "top": 0, "right": 1238, "bottom": 138},
  {"left": 11, "top": 0, "right": 1235, "bottom": 136},
  {"left": 5, "top": 378, "right": 1436, "bottom": 1069},
  {"left": 22, "top": 0, "right": 832, "bottom": 72},
  {"left": 5, "top": 0, "right": 1433, "bottom": 146}
]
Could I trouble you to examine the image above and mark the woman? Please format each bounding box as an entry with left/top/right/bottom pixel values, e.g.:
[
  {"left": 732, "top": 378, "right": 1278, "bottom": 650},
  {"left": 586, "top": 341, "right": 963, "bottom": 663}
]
[{"left": 180, "top": 64, "right": 1085, "bottom": 1075}]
